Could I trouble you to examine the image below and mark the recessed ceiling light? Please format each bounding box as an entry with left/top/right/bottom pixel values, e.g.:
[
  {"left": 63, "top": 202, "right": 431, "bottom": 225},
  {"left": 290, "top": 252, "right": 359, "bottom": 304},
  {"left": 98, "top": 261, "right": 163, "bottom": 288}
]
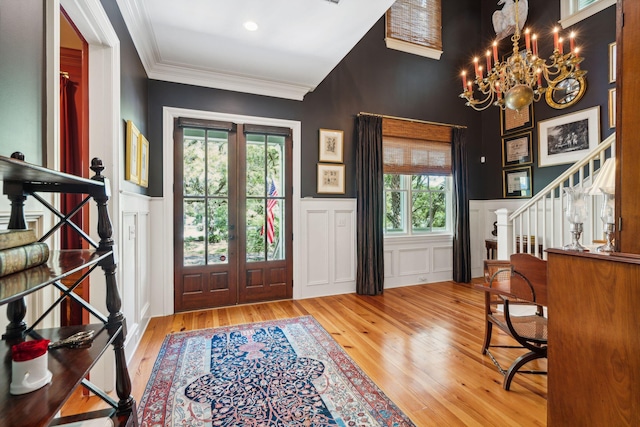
[{"left": 243, "top": 21, "right": 258, "bottom": 32}]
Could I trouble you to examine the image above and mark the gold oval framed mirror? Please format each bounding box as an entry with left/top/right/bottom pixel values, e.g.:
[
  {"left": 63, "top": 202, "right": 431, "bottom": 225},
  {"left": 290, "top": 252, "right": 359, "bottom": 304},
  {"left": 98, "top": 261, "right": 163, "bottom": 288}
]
[{"left": 545, "top": 76, "right": 587, "bottom": 109}]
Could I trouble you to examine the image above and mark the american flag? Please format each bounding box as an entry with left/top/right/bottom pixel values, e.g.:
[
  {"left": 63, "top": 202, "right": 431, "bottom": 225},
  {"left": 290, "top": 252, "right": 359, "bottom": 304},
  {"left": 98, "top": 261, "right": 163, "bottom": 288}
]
[{"left": 265, "top": 178, "right": 278, "bottom": 244}]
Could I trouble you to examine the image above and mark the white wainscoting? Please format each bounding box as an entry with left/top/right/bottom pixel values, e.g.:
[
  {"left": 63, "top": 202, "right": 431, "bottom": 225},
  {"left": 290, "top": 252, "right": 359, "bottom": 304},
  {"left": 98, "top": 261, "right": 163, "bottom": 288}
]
[
  {"left": 469, "top": 199, "right": 526, "bottom": 278},
  {"left": 296, "top": 198, "right": 357, "bottom": 299},
  {"left": 119, "top": 191, "right": 151, "bottom": 362},
  {"left": 383, "top": 234, "right": 453, "bottom": 288}
]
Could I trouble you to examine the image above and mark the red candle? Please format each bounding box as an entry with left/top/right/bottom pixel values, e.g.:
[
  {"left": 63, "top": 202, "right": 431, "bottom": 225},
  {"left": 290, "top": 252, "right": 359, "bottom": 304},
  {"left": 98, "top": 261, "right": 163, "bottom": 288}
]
[
  {"left": 474, "top": 57, "right": 480, "bottom": 79},
  {"left": 558, "top": 37, "right": 564, "bottom": 54},
  {"left": 486, "top": 50, "right": 492, "bottom": 70},
  {"left": 525, "top": 29, "right": 531, "bottom": 52},
  {"left": 553, "top": 27, "right": 559, "bottom": 51},
  {"left": 479, "top": 65, "right": 484, "bottom": 79},
  {"left": 461, "top": 71, "right": 467, "bottom": 90},
  {"left": 532, "top": 34, "right": 538, "bottom": 56},
  {"left": 493, "top": 41, "right": 499, "bottom": 66},
  {"left": 570, "top": 32, "right": 575, "bottom": 52}
]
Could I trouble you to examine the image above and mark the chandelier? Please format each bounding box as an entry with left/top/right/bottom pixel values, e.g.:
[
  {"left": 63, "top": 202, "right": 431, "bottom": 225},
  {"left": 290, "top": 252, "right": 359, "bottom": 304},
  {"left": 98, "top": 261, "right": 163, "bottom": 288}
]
[{"left": 459, "top": 0, "right": 587, "bottom": 111}]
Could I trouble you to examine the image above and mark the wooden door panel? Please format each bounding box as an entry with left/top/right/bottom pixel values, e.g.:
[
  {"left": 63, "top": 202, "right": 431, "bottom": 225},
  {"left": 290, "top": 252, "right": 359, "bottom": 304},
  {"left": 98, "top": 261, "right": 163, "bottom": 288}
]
[{"left": 174, "top": 120, "right": 292, "bottom": 311}]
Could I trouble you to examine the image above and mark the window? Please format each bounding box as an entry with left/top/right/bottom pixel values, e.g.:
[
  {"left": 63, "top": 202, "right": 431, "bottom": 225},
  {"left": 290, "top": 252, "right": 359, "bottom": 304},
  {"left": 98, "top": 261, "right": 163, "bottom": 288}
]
[
  {"left": 381, "top": 117, "right": 453, "bottom": 236},
  {"left": 385, "top": 0, "right": 442, "bottom": 60},
  {"left": 560, "top": 0, "right": 615, "bottom": 28},
  {"left": 384, "top": 173, "right": 450, "bottom": 234}
]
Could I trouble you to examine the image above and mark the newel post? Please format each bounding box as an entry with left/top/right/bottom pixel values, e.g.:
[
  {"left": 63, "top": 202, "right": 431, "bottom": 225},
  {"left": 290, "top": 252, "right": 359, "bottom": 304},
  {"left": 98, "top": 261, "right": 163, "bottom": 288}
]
[{"left": 495, "top": 208, "right": 513, "bottom": 260}]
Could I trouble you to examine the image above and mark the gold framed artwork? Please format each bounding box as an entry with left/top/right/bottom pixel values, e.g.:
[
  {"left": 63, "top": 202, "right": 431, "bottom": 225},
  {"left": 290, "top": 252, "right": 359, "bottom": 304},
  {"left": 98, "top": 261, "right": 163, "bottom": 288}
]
[
  {"left": 500, "top": 103, "right": 534, "bottom": 135},
  {"left": 503, "top": 166, "right": 532, "bottom": 198},
  {"left": 609, "top": 42, "right": 616, "bottom": 83},
  {"left": 317, "top": 163, "right": 345, "bottom": 194},
  {"left": 138, "top": 134, "right": 149, "bottom": 188},
  {"left": 609, "top": 88, "right": 616, "bottom": 129},
  {"left": 318, "top": 129, "right": 344, "bottom": 163},
  {"left": 125, "top": 120, "right": 140, "bottom": 184},
  {"left": 502, "top": 132, "right": 532, "bottom": 167}
]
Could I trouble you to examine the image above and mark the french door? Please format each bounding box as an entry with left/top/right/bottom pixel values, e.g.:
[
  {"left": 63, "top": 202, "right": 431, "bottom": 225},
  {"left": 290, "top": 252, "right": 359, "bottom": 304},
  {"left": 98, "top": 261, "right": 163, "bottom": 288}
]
[{"left": 173, "top": 118, "right": 292, "bottom": 312}]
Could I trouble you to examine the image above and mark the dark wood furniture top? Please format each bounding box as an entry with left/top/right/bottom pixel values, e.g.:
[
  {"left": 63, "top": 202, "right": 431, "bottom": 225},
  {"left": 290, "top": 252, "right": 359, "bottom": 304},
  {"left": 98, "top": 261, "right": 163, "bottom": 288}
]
[
  {"left": 485, "top": 238, "right": 497, "bottom": 259},
  {"left": 0, "top": 154, "right": 137, "bottom": 426},
  {"left": 546, "top": 248, "right": 640, "bottom": 426}
]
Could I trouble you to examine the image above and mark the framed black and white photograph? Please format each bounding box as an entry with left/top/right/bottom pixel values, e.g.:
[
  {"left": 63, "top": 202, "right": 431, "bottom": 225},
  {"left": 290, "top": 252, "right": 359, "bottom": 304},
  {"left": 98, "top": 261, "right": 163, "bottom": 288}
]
[
  {"left": 500, "top": 102, "right": 534, "bottom": 135},
  {"left": 609, "top": 42, "right": 616, "bottom": 83},
  {"left": 317, "top": 163, "right": 345, "bottom": 194},
  {"left": 319, "top": 129, "right": 344, "bottom": 163},
  {"left": 538, "top": 107, "right": 600, "bottom": 167},
  {"left": 503, "top": 166, "right": 532, "bottom": 198},
  {"left": 502, "top": 131, "right": 532, "bottom": 167}
]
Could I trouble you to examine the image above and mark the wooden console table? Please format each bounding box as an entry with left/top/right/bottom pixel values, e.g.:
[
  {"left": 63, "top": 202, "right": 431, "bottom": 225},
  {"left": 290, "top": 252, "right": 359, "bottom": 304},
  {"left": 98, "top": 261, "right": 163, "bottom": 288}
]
[{"left": 547, "top": 249, "right": 640, "bottom": 425}]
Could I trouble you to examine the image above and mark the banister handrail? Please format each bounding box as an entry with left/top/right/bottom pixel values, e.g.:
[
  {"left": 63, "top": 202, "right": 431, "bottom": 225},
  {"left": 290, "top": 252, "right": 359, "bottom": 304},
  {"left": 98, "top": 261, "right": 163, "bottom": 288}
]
[{"left": 509, "top": 132, "right": 615, "bottom": 221}]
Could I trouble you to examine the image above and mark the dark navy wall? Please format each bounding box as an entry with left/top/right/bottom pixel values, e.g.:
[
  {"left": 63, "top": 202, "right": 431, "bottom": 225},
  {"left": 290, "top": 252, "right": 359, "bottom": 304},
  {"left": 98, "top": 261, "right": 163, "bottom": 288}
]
[
  {"left": 475, "top": 0, "right": 616, "bottom": 199},
  {"left": 100, "top": 0, "right": 149, "bottom": 194},
  {"left": 146, "top": 0, "right": 483, "bottom": 198}
]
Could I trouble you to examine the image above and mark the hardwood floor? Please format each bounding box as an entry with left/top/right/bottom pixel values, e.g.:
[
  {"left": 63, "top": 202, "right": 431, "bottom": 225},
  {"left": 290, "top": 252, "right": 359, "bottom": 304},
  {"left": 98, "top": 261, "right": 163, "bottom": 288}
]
[{"left": 65, "top": 280, "right": 547, "bottom": 426}]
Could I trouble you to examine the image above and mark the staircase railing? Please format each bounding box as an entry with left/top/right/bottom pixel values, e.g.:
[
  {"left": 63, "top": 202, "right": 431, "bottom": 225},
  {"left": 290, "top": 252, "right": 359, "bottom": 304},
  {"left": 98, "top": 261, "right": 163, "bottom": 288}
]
[{"left": 496, "top": 132, "right": 616, "bottom": 260}]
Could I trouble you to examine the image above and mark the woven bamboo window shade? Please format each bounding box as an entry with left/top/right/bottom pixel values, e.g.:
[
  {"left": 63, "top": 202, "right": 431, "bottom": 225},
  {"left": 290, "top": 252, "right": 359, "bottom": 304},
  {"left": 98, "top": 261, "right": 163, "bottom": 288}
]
[
  {"left": 382, "top": 117, "right": 452, "bottom": 175},
  {"left": 385, "top": 0, "right": 442, "bottom": 52}
]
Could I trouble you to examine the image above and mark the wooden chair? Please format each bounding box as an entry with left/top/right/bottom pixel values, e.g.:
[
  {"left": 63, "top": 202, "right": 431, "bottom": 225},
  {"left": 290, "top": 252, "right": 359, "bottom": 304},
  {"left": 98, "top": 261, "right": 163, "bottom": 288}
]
[{"left": 479, "top": 253, "right": 548, "bottom": 390}]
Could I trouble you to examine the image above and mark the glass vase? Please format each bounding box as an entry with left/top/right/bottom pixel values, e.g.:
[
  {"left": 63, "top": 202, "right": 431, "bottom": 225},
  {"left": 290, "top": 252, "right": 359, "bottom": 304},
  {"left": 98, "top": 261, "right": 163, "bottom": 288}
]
[
  {"left": 563, "top": 187, "right": 588, "bottom": 251},
  {"left": 597, "top": 188, "right": 615, "bottom": 253}
]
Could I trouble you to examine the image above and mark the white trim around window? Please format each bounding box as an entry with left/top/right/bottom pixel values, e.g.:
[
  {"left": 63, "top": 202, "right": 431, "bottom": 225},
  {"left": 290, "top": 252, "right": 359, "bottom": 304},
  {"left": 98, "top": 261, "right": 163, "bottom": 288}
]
[{"left": 560, "top": 0, "right": 616, "bottom": 29}]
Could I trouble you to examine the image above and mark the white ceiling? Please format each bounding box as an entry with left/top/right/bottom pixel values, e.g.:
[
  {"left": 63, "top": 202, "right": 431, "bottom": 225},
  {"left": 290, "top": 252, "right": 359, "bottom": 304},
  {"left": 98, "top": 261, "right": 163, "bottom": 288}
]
[{"left": 116, "top": 0, "right": 396, "bottom": 100}]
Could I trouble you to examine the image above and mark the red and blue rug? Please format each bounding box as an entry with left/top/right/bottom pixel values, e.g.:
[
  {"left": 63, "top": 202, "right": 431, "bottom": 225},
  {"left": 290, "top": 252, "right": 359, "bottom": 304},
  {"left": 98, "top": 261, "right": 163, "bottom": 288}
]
[{"left": 138, "top": 315, "right": 415, "bottom": 426}]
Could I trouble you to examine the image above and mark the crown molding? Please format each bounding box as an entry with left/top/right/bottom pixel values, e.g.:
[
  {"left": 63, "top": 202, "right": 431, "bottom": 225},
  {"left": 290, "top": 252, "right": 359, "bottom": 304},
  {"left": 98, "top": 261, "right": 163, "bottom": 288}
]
[{"left": 147, "top": 63, "right": 311, "bottom": 100}]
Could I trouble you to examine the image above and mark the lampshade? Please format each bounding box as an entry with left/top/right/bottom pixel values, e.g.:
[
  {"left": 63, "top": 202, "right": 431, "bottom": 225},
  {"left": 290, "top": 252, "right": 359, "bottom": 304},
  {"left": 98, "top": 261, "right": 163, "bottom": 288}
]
[{"left": 588, "top": 158, "right": 616, "bottom": 195}]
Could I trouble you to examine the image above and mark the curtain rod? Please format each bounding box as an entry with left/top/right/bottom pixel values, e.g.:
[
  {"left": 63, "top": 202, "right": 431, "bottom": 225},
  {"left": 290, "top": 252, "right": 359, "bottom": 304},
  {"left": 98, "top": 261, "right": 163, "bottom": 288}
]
[{"left": 358, "top": 112, "right": 467, "bottom": 129}]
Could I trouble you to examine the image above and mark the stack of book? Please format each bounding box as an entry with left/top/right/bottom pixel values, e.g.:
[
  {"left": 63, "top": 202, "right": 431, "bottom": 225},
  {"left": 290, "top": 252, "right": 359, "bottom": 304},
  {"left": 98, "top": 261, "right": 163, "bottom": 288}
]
[{"left": 0, "top": 229, "right": 49, "bottom": 278}]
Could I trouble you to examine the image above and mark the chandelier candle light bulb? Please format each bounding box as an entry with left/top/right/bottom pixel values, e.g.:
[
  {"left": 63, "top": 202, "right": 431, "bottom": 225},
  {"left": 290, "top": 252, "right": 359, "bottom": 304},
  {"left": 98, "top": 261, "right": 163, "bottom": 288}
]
[{"left": 459, "top": 0, "right": 586, "bottom": 111}]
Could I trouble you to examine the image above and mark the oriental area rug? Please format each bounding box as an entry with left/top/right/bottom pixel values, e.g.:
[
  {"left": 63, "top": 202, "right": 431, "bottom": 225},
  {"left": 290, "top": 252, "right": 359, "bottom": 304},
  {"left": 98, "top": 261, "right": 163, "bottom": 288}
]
[{"left": 138, "top": 315, "right": 415, "bottom": 426}]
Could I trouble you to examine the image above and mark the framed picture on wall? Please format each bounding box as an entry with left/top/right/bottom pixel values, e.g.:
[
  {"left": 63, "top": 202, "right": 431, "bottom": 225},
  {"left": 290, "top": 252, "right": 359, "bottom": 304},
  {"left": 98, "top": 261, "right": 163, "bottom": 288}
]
[
  {"left": 138, "top": 133, "right": 149, "bottom": 188},
  {"left": 125, "top": 120, "right": 140, "bottom": 184},
  {"left": 609, "top": 42, "right": 617, "bottom": 83},
  {"left": 502, "top": 131, "right": 532, "bottom": 167},
  {"left": 503, "top": 166, "right": 532, "bottom": 198},
  {"left": 319, "top": 129, "right": 344, "bottom": 163},
  {"left": 317, "top": 163, "right": 345, "bottom": 194},
  {"left": 609, "top": 88, "right": 616, "bottom": 129},
  {"left": 500, "top": 103, "right": 534, "bottom": 135},
  {"left": 538, "top": 106, "right": 600, "bottom": 167}
]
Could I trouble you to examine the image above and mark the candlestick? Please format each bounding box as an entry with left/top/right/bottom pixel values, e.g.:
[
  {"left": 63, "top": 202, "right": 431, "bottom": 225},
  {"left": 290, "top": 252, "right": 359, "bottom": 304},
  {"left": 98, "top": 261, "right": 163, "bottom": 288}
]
[
  {"left": 493, "top": 41, "right": 498, "bottom": 66},
  {"left": 553, "top": 27, "right": 559, "bottom": 51},
  {"left": 570, "top": 31, "right": 575, "bottom": 52},
  {"left": 486, "top": 50, "right": 492, "bottom": 71},
  {"left": 479, "top": 65, "right": 483, "bottom": 79},
  {"left": 525, "top": 29, "right": 531, "bottom": 52},
  {"left": 474, "top": 57, "right": 480, "bottom": 79},
  {"left": 532, "top": 34, "right": 538, "bottom": 56},
  {"left": 559, "top": 37, "right": 564, "bottom": 54},
  {"left": 461, "top": 71, "right": 467, "bottom": 91}
]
